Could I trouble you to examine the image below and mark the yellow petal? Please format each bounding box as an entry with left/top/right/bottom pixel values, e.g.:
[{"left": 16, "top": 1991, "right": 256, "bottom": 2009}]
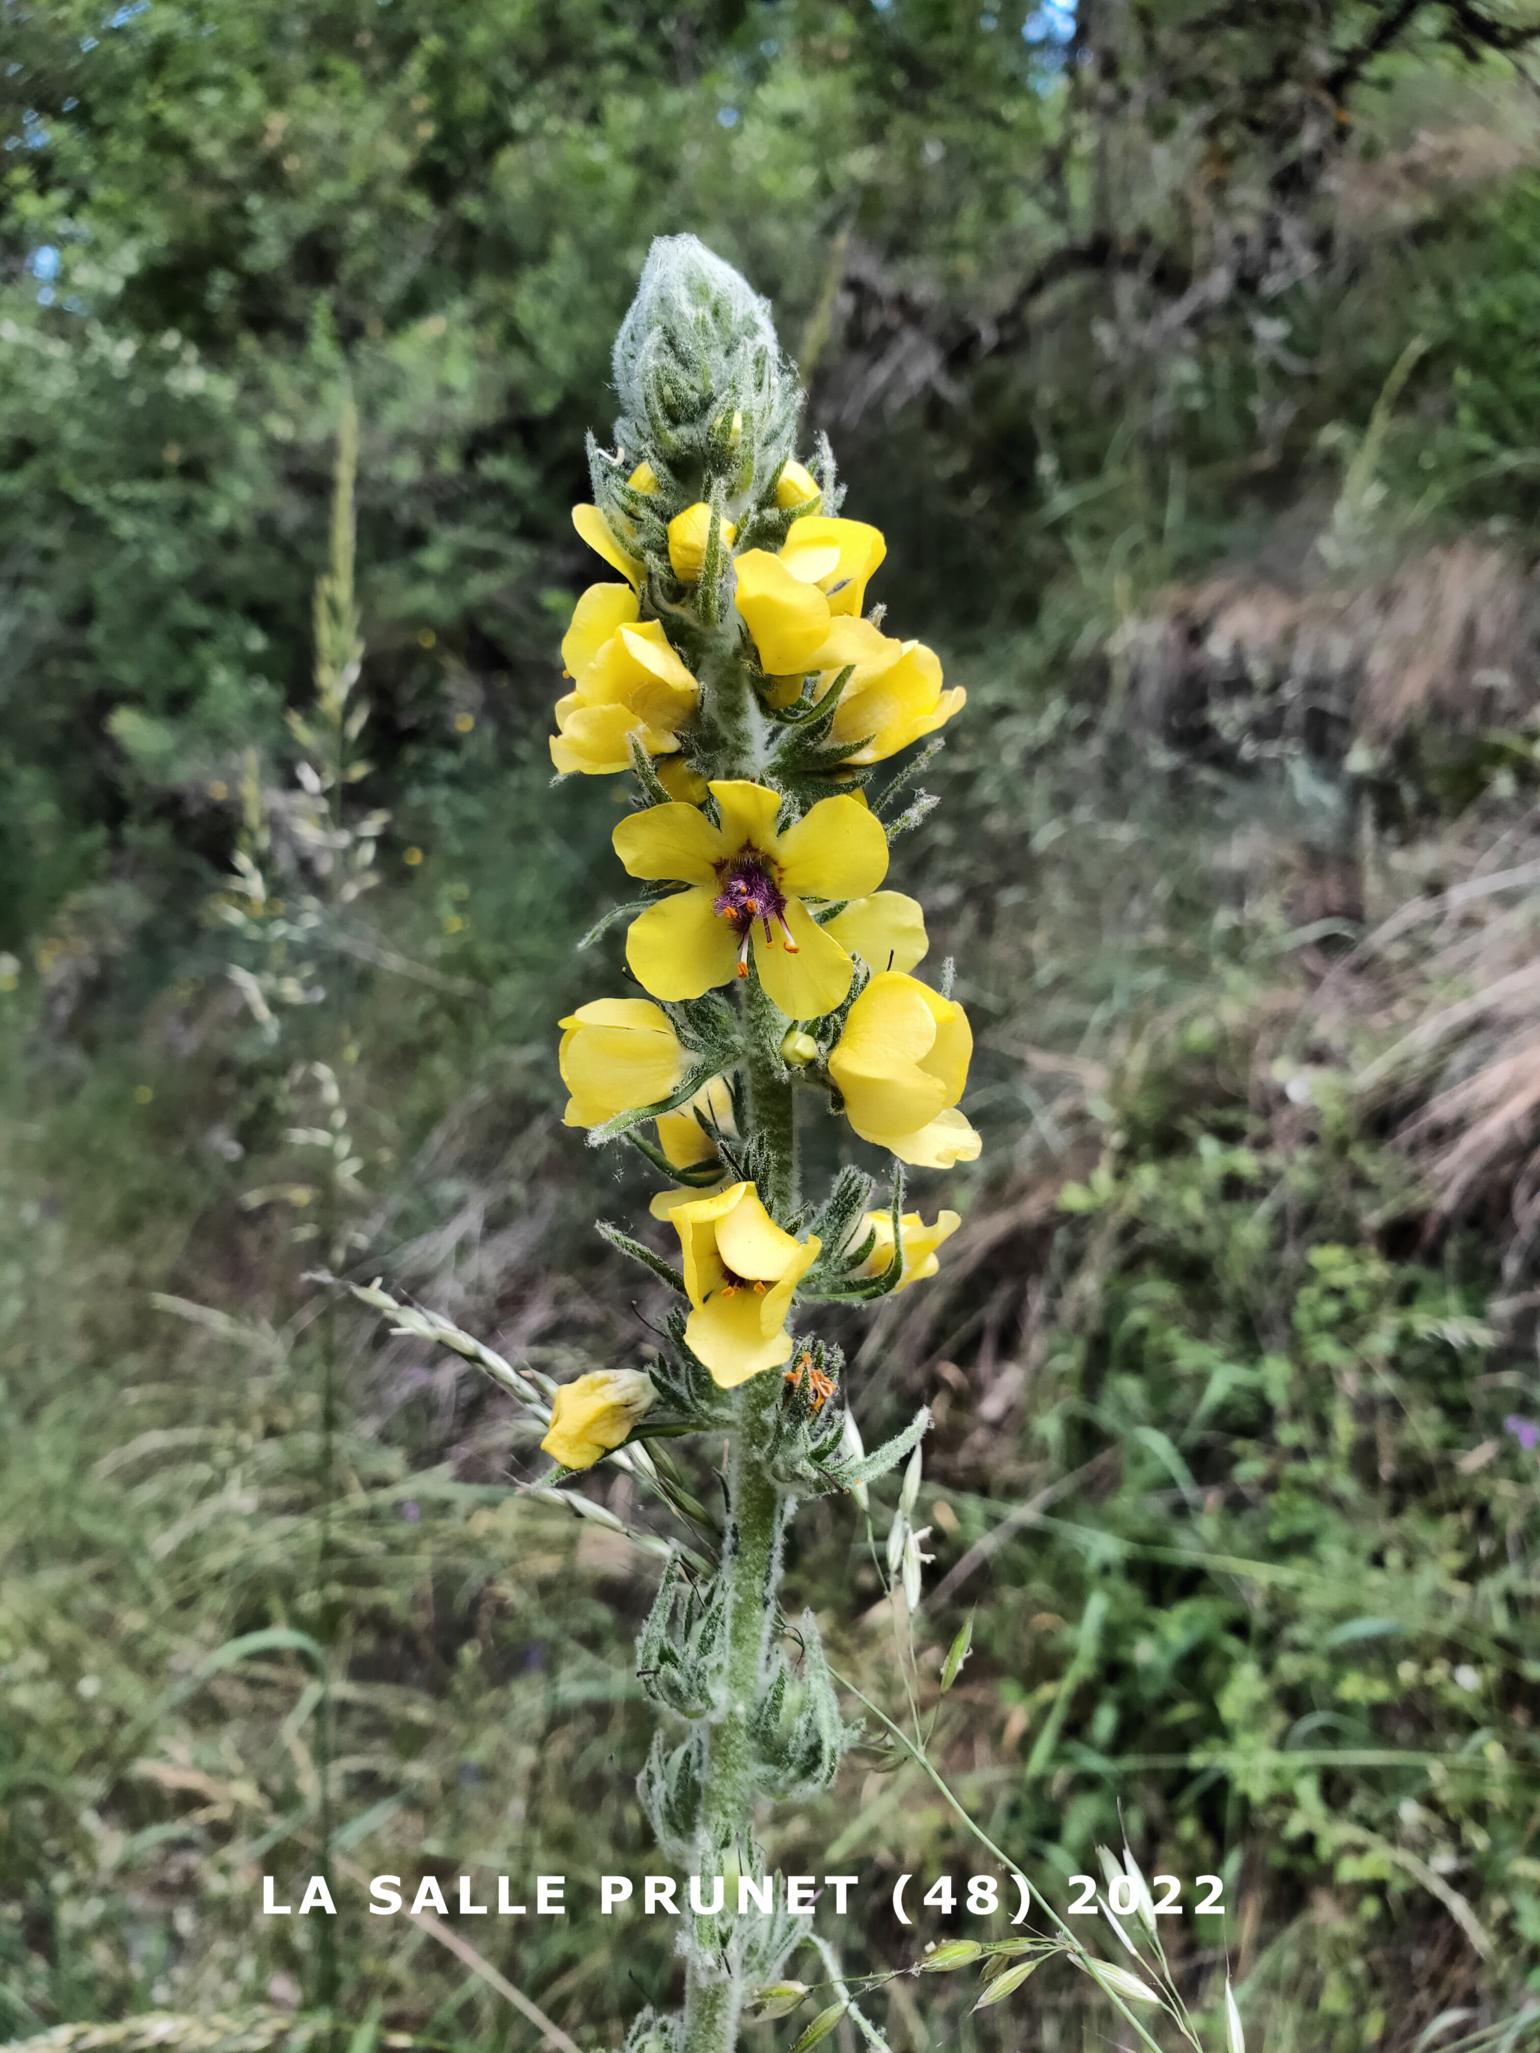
[
  {"left": 550, "top": 703, "right": 678, "bottom": 775},
  {"left": 558, "top": 997, "right": 684, "bottom": 1128},
  {"left": 627, "top": 460, "right": 658, "bottom": 493},
  {"left": 668, "top": 502, "right": 736, "bottom": 582},
  {"left": 561, "top": 583, "right": 639, "bottom": 678},
  {"left": 752, "top": 896, "right": 854, "bottom": 1019},
  {"left": 781, "top": 516, "right": 886, "bottom": 617},
  {"left": 774, "top": 794, "right": 889, "bottom": 901},
  {"left": 829, "top": 972, "right": 954, "bottom": 1134},
  {"left": 822, "top": 892, "right": 928, "bottom": 973},
  {"left": 649, "top": 1179, "right": 725, "bottom": 1220},
  {"left": 573, "top": 502, "right": 643, "bottom": 587},
  {"left": 915, "top": 978, "right": 974, "bottom": 1102},
  {"left": 810, "top": 615, "right": 894, "bottom": 679},
  {"left": 857, "top": 1208, "right": 961, "bottom": 1290},
  {"left": 613, "top": 802, "right": 725, "bottom": 885},
  {"left": 685, "top": 1291, "right": 795, "bottom": 1389},
  {"left": 834, "top": 643, "right": 964, "bottom": 763},
  {"left": 619, "top": 621, "right": 698, "bottom": 695},
  {"left": 714, "top": 1184, "right": 803, "bottom": 1281},
  {"left": 733, "top": 548, "right": 833, "bottom": 675},
  {"left": 775, "top": 459, "right": 821, "bottom": 510},
  {"left": 625, "top": 888, "right": 739, "bottom": 1000},
  {"left": 672, "top": 1180, "right": 752, "bottom": 1304},
  {"left": 657, "top": 756, "right": 710, "bottom": 805},
  {"left": 867, "top": 1107, "right": 982, "bottom": 1170},
  {"left": 573, "top": 623, "right": 698, "bottom": 730},
  {"left": 710, "top": 779, "right": 785, "bottom": 857}
]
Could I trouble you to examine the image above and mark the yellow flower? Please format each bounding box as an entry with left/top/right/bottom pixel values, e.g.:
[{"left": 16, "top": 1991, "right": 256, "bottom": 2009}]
[
  {"left": 810, "top": 617, "right": 965, "bottom": 763},
  {"left": 734, "top": 548, "right": 835, "bottom": 676},
  {"left": 573, "top": 502, "right": 643, "bottom": 587},
  {"left": 781, "top": 516, "right": 886, "bottom": 618},
  {"left": 775, "top": 459, "right": 821, "bottom": 510},
  {"left": 551, "top": 587, "right": 701, "bottom": 775},
  {"left": 558, "top": 998, "right": 688, "bottom": 1129},
  {"left": 668, "top": 502, "right": 737, "bottom": 582},
  {"left": 613, "top": 779, "right": 888, "bottom": 1018},
  {"left": 403, "top": 845, "right": 425, "bottom": 867},
  {"left": 627, "top": 460, "right": 659, "bottom": 493},
  {"left": 671, "top": 1181, "right": 821, "bottom": 1387},
  {"left": 454, "top": 711, "right": 476, "bottom": 734},
  {"left": 821, "top": 892, "right": 928, "bottom": 974},
  {"left": 852, "top": 1208, "right": 961, "bottom": 1291},
  {"left": 828, "top": 970, "right": 981, "bottom": 1168},
  {"left": 541, "top": 1369, "right": 656, "bottom": 1470}
]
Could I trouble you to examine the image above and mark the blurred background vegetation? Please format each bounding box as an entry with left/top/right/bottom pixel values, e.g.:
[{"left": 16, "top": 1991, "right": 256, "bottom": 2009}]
[{"left": 4, "top": 2, "right": 1540, "bottom": 2048}]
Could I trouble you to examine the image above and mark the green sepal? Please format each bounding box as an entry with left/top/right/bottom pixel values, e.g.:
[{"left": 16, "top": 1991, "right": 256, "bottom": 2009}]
[
  {"left": 587, "top": 1060, "right": 727, "bottom": 1148},
  {"left": 873, "top": 736, "right": 944, "bottom": 820},
  {"left": 638, "top": 1728, "right": 706, "bottom": 1856},
  {"left": 597, "top": 1222, "right": 687, "bottom": 1295},
  {"left": 882, "top": 790, "right": 940, "bottom": 842},
  {"left": 577, "top": 890, "right": 670, "bottom": 952},
  {"left": 820, "top": 1405, "right": 931, "bottom": 1492},
  {"left": 624, "top": 1129, "right": 726, "bottom": 1187},
  {"left": 626, "top": 733, "right": 675, "bottom": 808}
]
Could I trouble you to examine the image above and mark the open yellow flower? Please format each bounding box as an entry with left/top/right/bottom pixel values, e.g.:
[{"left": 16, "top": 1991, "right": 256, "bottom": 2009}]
[
  {"left": 810, "top": 617, "right": 966, "bottom": 763},
  {"left": 671, "top": 1180, "right": 821, "bottom": 1387},
  {"left": 734, "top": 548, "right": 834, "bottom": 676},
  {"left": 558, "top": 998, "right": 688, "bottom": 1129},
  {"left": 550, "top": 592, "right": 700, "bottom": 775},
  {"left": 781, "top": 516, "right": 886, "bottom": 618},
  {"left": 541, "top": 1369, "right": 656, "bottom": 1470},
  {"left": 573, "top": 502, "right": 643, "bottom": 587},
  {"left": 613, "top": 779, "right": 888, "bottom": 1018},
  {"left": 852, "top": 1208, "right": 961, "bottom": 1291},
  {"left": 775, "top": 459, "right": 822, "bottom": 510},
  {"left": 828, "top": 970, "right": 981, "bottom": 1168},
  {"left": 668, "top": 502, "right": 737, "bottom": 582}
]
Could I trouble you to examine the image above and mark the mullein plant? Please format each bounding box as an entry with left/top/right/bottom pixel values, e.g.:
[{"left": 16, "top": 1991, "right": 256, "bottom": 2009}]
[{"left": 545, "top": 237, "right": 973, "bottom": 2053}]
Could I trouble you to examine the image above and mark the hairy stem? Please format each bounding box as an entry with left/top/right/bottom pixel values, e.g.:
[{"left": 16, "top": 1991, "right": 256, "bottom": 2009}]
[{"left": 682, "top": 959, "right": 797, "bottom": 2053}]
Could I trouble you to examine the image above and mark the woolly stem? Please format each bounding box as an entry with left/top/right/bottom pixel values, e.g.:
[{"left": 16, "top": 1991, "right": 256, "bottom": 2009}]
[{"left": 682, "top": 907, "right": 798, "bottom": 2053}]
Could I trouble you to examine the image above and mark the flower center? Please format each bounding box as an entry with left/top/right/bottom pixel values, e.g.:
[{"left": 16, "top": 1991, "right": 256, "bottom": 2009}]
[
  {"left": 714, "top": 1266, "right": 769, "bottom": 1299},
  {"left": 712, "top": 848, "right": 799, "bottom": 979}
]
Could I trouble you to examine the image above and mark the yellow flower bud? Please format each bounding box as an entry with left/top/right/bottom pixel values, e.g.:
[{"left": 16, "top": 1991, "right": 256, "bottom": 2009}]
[
  {"left": 780, "top": 1028, "right": 819, "bottom": 1067},
  {"left": 541, "top": 1370, "right": 656, "bottom": 1470},
  {"left": 627, "top": 460, "right": 659, "bottom": 493},
  {"left": 774, "top": 459, "right": 821, "bottom": 510},
  {"left": 668, "top": 502, "right": 737, "bottom": 583}
]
